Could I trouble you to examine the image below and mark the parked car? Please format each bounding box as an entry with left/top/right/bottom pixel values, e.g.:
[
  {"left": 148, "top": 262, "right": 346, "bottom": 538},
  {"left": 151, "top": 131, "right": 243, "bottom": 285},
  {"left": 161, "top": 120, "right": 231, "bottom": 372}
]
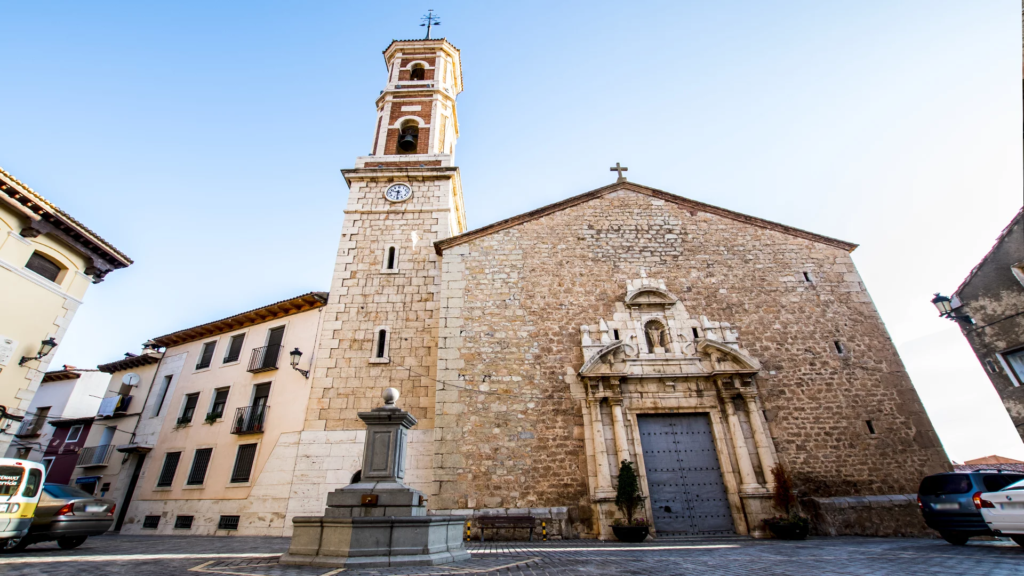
[
  {"left": 12, "top": 484, "right": 115, "bottom": 550},
  {"left": 917, "top": 470, "right": 1024, "bottom": 545},
  {"left": 979, "top": 478, "right": 1024, "bottom": 546}
]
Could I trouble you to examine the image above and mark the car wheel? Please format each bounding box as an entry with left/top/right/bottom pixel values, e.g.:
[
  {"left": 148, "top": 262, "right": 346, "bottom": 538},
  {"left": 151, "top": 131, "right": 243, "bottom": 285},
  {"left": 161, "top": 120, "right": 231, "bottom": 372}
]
[
  {"left": 940, "top": 531, "right": 970, "bottom": 546},
  {"left": 1010, "top": 535, "right": 1024, "bottom": 547},
  {"left": 57, "top": 536, "right": 87, "bottom": 550}
]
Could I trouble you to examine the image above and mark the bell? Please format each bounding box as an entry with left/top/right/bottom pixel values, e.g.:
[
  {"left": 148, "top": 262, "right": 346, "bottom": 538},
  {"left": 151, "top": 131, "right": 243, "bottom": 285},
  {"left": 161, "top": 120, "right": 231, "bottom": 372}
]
[{"left": 398, "top": 133, "right": 417, "bottom": 152}]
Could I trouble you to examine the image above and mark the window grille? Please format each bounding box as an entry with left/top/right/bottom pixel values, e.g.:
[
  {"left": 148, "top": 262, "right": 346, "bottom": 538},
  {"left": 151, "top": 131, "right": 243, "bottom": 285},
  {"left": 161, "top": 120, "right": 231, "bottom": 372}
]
[
  {"left": 218, "top": 515, "right": 240, "bottom": 530},
  {"left": 231, "top": 444, "right": 258, "bottom": 483},
  {"left": 143, "top": 516, "right": 160, "bottom": 529},
  {"left": 174, "top": 515, "right": 194, "bottom": 529},
  {"left": 157, "top": 452, "right": 181, "bottom": 487},
  {"left": 187, "top": 448, "right": 213, "bottom": 485}
]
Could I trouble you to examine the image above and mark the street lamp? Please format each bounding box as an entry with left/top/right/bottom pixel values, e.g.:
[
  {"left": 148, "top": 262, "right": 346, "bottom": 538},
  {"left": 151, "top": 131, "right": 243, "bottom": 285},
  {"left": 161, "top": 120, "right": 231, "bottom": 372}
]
[
  {"left": 19, "top": 337, "right": 58, "bottom": 366},
  {"left": 931, "top": 293, "right": 973, "bottom": 324},
  {"left": 289, "top": 348, "right": 310, "bottom": 378}
]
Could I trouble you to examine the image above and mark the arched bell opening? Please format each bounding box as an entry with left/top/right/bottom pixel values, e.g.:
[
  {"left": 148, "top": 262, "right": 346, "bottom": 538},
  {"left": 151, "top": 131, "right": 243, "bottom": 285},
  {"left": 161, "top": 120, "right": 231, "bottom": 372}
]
[
  {"left": 409, "top": 64, "right": 426, "bottom": 81},
  {"left": 396, "top": 120, "right": 419, "bottom": 154}
]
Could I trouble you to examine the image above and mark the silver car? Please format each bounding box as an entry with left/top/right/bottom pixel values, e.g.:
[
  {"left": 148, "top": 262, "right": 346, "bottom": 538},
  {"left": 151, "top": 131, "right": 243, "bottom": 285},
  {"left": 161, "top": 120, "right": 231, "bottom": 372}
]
[{"left": 12, "top": 484, "right": 114, "bottom": 550}]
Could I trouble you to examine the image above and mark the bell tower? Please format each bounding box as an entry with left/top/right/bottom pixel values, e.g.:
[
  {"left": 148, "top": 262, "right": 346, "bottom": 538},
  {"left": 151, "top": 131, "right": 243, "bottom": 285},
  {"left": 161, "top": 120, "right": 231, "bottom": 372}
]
[{"left": 302, "top": 37, "right": 467, "bottom": 442}]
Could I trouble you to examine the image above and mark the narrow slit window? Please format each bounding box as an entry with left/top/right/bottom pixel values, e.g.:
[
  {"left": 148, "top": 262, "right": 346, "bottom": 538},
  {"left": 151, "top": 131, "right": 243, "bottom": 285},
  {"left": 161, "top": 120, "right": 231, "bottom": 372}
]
[
  {"left": 865, "top": 420, "right": 876, "bottom": 435},
  {"left": 834, "top": 340, "right": 845, "bottom": 355},
  {"left": 803, "top": 272, "right": 812, "bottom": 282},
  {"left": 376, "top": 330, "right": 387, "bottom": 358},
  {"left": 985, "top": 359, "right": 998, "bottom": 373},
  {"left": 692, "top": 328, "right": 700, "bottom": 339},
  {"left": 386, "top": 247, "right": 396, "bottom": 270}
]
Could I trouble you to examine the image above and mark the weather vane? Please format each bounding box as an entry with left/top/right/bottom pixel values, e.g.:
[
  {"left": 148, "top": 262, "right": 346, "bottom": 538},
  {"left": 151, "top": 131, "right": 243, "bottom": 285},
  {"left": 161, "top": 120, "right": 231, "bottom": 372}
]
[{"left": 420, "top": 9, "right": 441, "bottom": 39}]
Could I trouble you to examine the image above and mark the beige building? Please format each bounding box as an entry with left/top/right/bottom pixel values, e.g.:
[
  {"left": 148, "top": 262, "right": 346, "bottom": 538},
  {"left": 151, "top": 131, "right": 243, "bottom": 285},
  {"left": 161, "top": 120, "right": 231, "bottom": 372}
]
[
  {"left": 68, "top": 348, "right": 163, "bottom": 530},
  {"left": 0, "top": 166, "right": 131, "bottom": 455},
  {"left": 119, "top": 292, "right": 327, "bottom": 535}
]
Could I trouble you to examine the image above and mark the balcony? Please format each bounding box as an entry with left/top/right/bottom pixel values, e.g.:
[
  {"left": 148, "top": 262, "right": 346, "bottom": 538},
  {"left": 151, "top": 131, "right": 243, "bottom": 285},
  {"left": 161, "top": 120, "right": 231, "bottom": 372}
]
[
  {"left": 231, "top": 405, "right": 268, "bottom": 435},
  {"left": 14, "top": 418, "right": 44, "bottom": 438},
  {"left": 77, "top": 444, "right": 116, "bottom": 467},
  {"left": 247, "top": 345, "right": 281, "bottom": 374}
]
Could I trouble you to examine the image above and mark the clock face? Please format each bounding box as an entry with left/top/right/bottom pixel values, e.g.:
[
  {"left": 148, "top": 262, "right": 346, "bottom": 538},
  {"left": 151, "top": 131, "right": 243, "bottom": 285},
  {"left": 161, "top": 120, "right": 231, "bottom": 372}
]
[{"left": 384, "top": 183, "right": 412, "bottom": 202}]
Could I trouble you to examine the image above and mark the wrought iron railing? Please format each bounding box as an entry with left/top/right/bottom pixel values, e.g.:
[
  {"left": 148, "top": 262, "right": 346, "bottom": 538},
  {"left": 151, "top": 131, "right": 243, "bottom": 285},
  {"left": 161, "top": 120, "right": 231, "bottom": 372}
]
[
  {"left": 77, "top": 444, "right": 115, "bottom": 467},
  {"left": 15, "top": 417, "right": 43, "bottom": 437},
  {"left": 231, "top": 405, "right": 268, "bottom": 434},
  {"left": 247, "top": 345, "right": 281, "bottom": 373}
]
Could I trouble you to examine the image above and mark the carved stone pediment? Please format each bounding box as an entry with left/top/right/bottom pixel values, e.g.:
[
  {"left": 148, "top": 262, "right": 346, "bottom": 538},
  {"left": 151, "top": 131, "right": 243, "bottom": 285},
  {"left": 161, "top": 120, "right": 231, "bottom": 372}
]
[
  {"left": 624, "top": 287, "right": 678, "bottom": 307},
  {"left": 579, "top": 341, "right": 631, "bottom": 377},
  {"left": 697, "top": 339, "right": 761, "bottom": 373}
]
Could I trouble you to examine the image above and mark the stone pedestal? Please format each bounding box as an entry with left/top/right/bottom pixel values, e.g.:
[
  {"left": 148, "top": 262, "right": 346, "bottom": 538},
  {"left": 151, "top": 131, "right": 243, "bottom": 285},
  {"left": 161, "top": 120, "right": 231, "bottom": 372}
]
[{"left": 281, "top": 388, "right": 469, "bottom": 568}]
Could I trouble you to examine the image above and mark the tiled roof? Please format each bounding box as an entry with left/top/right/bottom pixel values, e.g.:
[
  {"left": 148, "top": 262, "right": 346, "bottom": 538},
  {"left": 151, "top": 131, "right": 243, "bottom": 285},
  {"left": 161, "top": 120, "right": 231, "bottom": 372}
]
[
  {"left": 952, "top": 207, "right": 1024, "bottom": 299},
  {"left": 0, "top": 165, "right": 133, "bottom": 268},
  {"left": 150, "top": 291, "right": 328, "bottom": 348},
  {"left": 435, "top": 181, "right": 857, "bottom": 254},
  {"left": 97, "top": 352, "right": 163, "bottom": 374}
]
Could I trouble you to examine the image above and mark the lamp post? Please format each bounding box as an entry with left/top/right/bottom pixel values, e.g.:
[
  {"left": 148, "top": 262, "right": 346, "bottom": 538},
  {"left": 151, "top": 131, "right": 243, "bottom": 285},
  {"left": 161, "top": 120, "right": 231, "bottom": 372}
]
[
  {"left": 289, "top": 348, "right": 310, "bottom": 378},
  {"left": 931, "top": 293, "right": 973, "bottom": 324},
  {"left": 18, "top": 337, "right": 57, "bottom": 366}
]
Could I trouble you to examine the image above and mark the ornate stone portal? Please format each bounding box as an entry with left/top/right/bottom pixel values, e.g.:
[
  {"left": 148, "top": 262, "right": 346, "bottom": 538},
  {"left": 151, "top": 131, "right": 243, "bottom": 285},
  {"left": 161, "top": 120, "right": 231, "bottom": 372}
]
[
  {"left": 281, "top": 388, "right": 469, "bottom": 568},
  {"left": 575, "top": 274, "right": 778, "bottom": 538}
]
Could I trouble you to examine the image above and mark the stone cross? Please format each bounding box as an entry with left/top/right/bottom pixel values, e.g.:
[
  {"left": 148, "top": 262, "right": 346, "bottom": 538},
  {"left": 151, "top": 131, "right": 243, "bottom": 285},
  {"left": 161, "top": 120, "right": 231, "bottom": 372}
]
[{"left": 610, "top": 162, "right": 628, "bottom": 182}]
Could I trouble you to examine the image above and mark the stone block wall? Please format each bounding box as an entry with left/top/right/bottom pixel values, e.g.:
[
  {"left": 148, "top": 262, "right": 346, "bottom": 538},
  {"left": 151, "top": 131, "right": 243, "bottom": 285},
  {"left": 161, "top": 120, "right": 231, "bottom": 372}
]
[
  {"left": 433, "top": 187, "right": 950, "bottom": 523},
  {"left": 802, "top": 495, "right": 934, "bottom": 537}
]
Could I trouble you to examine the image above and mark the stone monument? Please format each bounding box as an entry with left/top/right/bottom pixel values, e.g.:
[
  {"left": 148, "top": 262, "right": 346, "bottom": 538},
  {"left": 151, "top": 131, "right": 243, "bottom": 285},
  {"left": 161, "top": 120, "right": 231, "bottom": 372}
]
[{"left": 280, "top": 388, "right": 469, "bottom": 568}]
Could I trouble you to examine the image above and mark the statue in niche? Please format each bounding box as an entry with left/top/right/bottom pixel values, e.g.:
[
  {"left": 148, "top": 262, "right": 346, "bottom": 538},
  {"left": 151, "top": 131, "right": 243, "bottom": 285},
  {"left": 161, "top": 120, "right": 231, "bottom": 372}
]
[{"left": 645, "top": 321, "right": 668, "bottom": 351}]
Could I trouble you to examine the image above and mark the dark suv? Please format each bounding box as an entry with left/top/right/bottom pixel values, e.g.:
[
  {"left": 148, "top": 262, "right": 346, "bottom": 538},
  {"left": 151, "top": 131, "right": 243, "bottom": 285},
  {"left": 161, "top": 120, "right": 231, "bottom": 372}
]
[{"left": 918, "top": 470, "right": 1024, "bottom": 545}]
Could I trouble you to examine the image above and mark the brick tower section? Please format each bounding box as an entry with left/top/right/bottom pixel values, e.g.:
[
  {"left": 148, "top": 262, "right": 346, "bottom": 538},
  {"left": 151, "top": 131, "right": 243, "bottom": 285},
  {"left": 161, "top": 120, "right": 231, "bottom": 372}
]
[{"left": 283, "top": 39, "right": 466, "bottom": 528}]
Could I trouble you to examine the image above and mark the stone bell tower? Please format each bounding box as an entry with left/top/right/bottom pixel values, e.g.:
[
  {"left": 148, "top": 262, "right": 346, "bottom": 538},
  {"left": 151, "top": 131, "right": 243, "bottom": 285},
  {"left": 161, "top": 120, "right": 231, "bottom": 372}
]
[{"left": 287, "top": 38, "right": 467, "bottom": 521}]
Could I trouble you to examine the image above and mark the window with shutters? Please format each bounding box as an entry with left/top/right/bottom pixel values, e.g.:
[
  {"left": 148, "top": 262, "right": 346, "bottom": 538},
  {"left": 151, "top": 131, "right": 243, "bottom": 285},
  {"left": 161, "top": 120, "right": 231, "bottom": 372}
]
[
  {"left": 195, "top": 341, "right": 217, "bottom": 370},
  {"left": 186, "top": 448, "right": 213, "bottom": 485},
  {"left": 208, "top": 388, "right": 229, "bottom": 419},
  {"left": 178, "top": 393, "right": 199, "bottom": 425},
  {"left": 24, "top": 251, "right": 63, "bottom": 283},
  {"left": 157, "top": 452, "right": 181, "bottom": 487},
  {"left": 223, "top": 334, "right": 246, "bottom": 364},
  {"left": 230, "top": 444, "right": 258, "bottom": 483}
]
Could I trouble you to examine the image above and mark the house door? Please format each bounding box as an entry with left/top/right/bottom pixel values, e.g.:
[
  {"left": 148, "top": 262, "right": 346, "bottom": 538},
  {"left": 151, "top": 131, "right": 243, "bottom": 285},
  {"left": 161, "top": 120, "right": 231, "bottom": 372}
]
[
  {"left": 637, "top": 413, "right": 734, "bottom": 536},
  {"left": 115, "top": 453, "right": 145, "bottom": 531}
]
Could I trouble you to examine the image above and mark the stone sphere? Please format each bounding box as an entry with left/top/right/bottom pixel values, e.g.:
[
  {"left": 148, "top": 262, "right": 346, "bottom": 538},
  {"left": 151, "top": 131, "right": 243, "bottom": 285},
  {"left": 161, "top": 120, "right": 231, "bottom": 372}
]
[{"left": 382, "top": 387, "right": 400, "bottom": 405}]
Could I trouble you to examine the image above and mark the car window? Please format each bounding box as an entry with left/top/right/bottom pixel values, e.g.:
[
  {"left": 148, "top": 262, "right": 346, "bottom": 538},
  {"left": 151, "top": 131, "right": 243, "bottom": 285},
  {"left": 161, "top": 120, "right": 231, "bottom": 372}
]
[
  {"left": 1003, "top": 478, "right": 1024, "bottom": 491},
  {"left": 919, "top": 474, "right": 972, "bottom": 495},
  {"left": 42, "top": 484, "right": 93, "bottom": 499},
  {"left": 21, "top": 469, "right": 42, "bottom": 498},
  {"left": 984, "top": 475, "right": 1024, "bottom": 492},
  {"left": 0, "top": 466, "right": 24, "bottom": 497}
]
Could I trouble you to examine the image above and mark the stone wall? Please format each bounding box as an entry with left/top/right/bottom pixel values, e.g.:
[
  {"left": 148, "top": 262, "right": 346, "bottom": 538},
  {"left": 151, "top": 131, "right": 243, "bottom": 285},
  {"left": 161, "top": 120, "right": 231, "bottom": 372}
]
[
  {"left": 433, "top": 185, "right": 950, "bottom": 530},
  {"left": 954, "top": 209, "right": 1024, "bottom": 442},
  {"left": 802, "top": 495, "right": 934, "bottom": 537}
]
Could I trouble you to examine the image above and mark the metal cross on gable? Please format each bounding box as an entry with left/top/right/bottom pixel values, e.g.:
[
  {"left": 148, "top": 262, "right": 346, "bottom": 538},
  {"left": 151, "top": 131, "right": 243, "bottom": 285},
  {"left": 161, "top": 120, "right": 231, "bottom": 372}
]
[{"left": 610, "top": 162, "right": 628, "bottom": 182}]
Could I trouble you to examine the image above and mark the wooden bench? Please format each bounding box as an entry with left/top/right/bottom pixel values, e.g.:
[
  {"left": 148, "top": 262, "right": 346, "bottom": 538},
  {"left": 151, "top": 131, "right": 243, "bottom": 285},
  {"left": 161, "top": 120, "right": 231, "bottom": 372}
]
[{"left": 474, "top": 515, "right": 536, "bottom": 542}]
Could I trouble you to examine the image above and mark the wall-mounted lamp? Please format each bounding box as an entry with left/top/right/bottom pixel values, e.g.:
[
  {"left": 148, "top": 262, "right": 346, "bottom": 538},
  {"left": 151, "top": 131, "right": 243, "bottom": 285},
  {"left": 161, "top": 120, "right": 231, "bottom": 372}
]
[
  {"left": 19, "top": 337, "right": 58, "bottom": 366},
  {"left": 931, "top": 293, "right": 974, "bottom": 324},
  {"left": 289, "top": 348, "right": 310, "bottom": 378}
]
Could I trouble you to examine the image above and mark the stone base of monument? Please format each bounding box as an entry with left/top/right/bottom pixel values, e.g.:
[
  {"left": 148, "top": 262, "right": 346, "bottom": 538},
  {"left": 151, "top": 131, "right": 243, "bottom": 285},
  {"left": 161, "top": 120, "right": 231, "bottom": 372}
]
[{"left": 280, "top": 388, "right": 469, "bottom": 568}]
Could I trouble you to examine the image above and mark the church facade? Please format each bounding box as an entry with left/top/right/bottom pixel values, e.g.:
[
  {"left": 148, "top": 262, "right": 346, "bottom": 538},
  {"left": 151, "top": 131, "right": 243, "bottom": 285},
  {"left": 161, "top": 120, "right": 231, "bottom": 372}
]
[{"left": 274, "top": 36, "right": 949, "bottom": 539}]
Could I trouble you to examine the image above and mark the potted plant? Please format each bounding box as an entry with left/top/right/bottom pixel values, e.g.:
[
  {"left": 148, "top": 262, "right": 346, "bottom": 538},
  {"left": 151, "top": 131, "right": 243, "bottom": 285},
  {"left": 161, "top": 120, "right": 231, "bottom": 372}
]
[
  {"left": 763, "top": 464, "right": 810, "bottom": 540},
  {"left": 612, "top": 460, "right": 649, "bottom": 543},
  {"left": 204, "top": 412, "right": 220, "bottom": 425}
]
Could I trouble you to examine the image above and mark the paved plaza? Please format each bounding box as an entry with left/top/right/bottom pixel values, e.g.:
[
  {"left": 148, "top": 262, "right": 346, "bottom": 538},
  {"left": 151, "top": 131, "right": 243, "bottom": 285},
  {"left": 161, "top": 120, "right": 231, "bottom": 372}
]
[{"left": 0, "top": 535, "right": 1020, "bottom": 575}]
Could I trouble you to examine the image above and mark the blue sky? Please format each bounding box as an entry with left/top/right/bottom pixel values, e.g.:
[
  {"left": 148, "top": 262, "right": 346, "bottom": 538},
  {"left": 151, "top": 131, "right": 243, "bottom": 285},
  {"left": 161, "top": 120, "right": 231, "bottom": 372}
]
[{"left": 2, "top": 1, "right": 1022, "bottom": 461}]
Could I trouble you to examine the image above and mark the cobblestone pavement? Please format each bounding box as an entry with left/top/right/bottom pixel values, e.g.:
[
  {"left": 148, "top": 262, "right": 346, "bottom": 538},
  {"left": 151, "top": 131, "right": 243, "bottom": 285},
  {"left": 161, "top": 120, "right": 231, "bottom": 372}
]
[{"left": 0, "top": 535, "right": 1020, "bottom": 575}]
